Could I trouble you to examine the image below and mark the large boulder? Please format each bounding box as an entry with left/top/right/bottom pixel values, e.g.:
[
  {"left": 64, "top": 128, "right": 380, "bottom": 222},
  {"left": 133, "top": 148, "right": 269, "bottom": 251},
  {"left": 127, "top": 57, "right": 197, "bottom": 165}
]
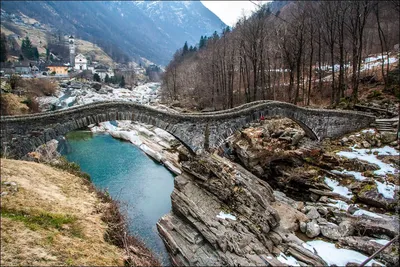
[
  {"left": 306, "top": 220, "right": 320, "bottom": 238},
  {"left": 319, "top": 222, "right": 342, "bottom": 240},
  {"left": 381, "top": 132, "right": 397, "bottom": 144}
]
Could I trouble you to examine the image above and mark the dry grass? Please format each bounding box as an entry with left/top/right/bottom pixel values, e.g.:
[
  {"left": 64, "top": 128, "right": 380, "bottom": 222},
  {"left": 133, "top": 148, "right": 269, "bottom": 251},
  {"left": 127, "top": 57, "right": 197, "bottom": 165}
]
[
  {"left": 75, "top": 39, "right": 115, "bottom": 67},
  {"left": 0, "top": 159, "right": 124, "bottom": 266},
  {"left": 0, "top": 93, "right": 29, "bottom": 115},
  {"left": 2, "top": 18, "right": 115, "bottom": 66}
]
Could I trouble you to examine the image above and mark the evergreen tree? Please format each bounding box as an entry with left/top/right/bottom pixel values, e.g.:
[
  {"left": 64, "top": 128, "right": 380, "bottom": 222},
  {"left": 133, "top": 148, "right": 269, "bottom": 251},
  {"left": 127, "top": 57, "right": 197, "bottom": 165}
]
[
  {"left": 33, "top": 47, "right": 39, "bottom": 60},
  {"left": 21, "top": 36, "right": 39, "bottom": 60},
  {"left": 105, "top": 74, "right": 110, "bottom": 83},
  {"left": 199, "top": 36, "right": 205, "bottom": 49},
  {"left": 93, "top": 73, "right": 100, "bottom": 82},
  {"left": 0, "top": 33, "right": 7, "bottom": 62},
  {"left": 182, "top": 41, "right": 189, "bottom": 55},
  {"left": 223, "top": 26, "right": 231, "bottom": 36},
  {"left": 212, "top": 31, "right": 219, "bottom": 40},
  {"left": 119, "top": 76, "right": 125, "bottom": 87},
  {"left": 18, "top": 54, "right": 24, "bottom": 61}
]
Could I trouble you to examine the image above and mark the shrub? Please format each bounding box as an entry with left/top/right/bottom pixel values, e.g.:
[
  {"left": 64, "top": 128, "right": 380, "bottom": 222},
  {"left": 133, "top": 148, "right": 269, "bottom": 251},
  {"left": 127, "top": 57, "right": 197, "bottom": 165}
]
[
  {"left": 22, "top": 96, "right": 40, "bottom": 113},
  {"left": 367, "top": 90, "right": 382, "bottom": 99},
  {"left": 51, "top": 156, "right": 91, "bottom": 181},
  {"left": 22, "top": 78, "right": 57, "bottom": 96}
]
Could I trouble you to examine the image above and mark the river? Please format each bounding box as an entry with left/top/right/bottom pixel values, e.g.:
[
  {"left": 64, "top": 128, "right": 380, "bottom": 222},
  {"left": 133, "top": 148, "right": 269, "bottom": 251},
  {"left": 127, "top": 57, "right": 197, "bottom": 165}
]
[{"left": 63, "top": 131, "right": 174, "bottom": 265}]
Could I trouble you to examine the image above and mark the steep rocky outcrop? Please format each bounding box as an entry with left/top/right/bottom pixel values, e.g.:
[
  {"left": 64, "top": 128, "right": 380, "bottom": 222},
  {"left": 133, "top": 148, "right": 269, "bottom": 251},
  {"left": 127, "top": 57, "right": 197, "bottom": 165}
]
[{"left": 157, "top": 152, "right": 327, "bottom": 266}]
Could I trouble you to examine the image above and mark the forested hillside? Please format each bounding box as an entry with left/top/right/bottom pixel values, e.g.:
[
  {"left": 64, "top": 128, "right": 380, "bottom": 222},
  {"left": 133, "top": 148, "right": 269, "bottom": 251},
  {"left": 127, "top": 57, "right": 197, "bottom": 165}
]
[
  {"left": 1, "top": 1, "right": 225, "bottom": 65},
  {"left": 161, "top": 1, "right": 400, "bottom": 110}
]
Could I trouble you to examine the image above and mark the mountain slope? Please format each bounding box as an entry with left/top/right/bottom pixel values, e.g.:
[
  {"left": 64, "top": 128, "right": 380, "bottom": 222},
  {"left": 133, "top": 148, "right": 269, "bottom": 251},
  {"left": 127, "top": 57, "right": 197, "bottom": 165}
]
[{"left": 1, "top": 0, "right": 225, "bottom": 65}]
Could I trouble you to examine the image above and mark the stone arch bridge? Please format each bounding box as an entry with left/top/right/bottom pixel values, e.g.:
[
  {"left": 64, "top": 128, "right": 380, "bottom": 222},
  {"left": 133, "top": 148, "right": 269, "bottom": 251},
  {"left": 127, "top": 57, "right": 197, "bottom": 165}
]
[{"left": 1, "top": 100, "right": 375, "bottom": 158}]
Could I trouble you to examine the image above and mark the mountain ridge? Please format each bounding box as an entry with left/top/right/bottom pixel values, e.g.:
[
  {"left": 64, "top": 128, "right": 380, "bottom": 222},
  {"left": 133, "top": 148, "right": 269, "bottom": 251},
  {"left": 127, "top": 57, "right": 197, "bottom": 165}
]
[{"left": 1, "top": 0, "right": 226, "bottom": 65}]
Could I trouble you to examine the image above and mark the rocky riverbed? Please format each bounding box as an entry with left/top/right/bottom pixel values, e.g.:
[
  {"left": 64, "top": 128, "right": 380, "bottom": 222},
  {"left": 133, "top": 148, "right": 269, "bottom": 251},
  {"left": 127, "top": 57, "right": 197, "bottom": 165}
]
[
  {"left": 36, "top": 80, "right": 162, "bottom": 111},
  {"left": 32, "top": 79, "right": 399, "bottom": 266},
  {"left": 156, "top": 117, "right": 399, "bottom": 266}
]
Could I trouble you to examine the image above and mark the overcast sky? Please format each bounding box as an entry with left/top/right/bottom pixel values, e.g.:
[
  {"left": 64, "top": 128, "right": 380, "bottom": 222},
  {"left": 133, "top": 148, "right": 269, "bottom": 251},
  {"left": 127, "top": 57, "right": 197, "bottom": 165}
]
[{"left": 201, "top": 0, "right": 270, "bottom": 26}]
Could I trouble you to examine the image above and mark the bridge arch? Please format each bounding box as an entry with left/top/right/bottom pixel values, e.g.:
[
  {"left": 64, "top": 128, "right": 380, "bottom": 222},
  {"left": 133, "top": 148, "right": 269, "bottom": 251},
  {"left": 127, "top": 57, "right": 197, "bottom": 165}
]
[{"left": 0, "top": 101, "right": 375, "bottom": 158}]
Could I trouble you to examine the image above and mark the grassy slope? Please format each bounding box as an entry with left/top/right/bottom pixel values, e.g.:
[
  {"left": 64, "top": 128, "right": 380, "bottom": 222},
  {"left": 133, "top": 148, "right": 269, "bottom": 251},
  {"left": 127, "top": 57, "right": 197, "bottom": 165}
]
[
  {"left": 1, "top": 20, "right": 115, "bottom": 66},
  {"left": 0, "top": 159, "right": 124, "bottom": 266}
]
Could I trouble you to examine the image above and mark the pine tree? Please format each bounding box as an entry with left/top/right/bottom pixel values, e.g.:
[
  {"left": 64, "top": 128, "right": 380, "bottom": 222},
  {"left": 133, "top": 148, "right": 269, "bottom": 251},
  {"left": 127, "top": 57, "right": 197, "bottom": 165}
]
[
  {"left": 93, "top": 73, "right": 100, "bottom": 82},
  {"left": 19, "top": 54, "right": 24, "bottom": 61},
  {"left": 182, "top": 41, "right": 189, "bottom": 55},
  {"left": 105, "top": 74, "right": 110, "bottom": 83},
  {"left": 199, "top": 36, "right": 205, "bottom": 49},
  {"left": 21, "top": 36, "right": 39, "bottom": 60},
  {"left": 212, "top": 31, "right": 219, "bottom": 40},
  {"left": 0, "top": 33, "right": 7, "bottom": 62},
  {"left": 33, "top": 47, "right": 39, "bottom": 60}
]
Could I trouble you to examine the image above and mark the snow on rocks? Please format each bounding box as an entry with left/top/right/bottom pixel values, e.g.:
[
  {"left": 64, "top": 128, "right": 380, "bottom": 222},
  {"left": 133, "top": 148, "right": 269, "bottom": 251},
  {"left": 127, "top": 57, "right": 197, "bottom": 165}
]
[
  {"left": 370, "top": 239, "right": 390, "bottom": 246},
  {"left": 277, "top": 252, "right": 301, "bottom": 266},
  {"left": 216, "top": 211, "right": 237, "bottom": 221},
  {"left": 337, "top": 146, "right": 398, "bottom": 176},
  {"left": 326, "top": 199, "right": 383, "bottom": 219},
  {"left": 324, "top": 177, "right": 353, "bottom": 199},
  {"left": 304, "top": 240, "right": 383, "bottom": 266},
  {"left": 336, "top": 146, "right": 399, "bottom": 199}
]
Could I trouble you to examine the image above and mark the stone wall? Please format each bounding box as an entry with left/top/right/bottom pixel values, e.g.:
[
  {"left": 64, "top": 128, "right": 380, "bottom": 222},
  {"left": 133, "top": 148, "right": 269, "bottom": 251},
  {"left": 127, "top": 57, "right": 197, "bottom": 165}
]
[{"left": 0, "top": 101, "right": 375, "bottom": 158}]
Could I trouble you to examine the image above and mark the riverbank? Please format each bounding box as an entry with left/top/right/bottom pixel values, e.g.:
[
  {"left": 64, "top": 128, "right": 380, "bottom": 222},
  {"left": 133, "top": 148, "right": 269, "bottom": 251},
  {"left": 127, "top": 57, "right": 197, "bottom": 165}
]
[
  {"left": 0, "top": 158, "right": 160, "bottom": 266},
  {"left": 157, "top": 117, "right": 399, "bottom": 266}
]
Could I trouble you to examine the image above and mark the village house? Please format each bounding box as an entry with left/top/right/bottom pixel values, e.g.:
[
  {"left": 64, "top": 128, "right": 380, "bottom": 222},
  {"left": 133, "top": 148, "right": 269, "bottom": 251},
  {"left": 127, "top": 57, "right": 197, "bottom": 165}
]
[
  {"left": 92, "top": 65, "right": 114, "bottom": 81},
  {"left": 14, "top": 63, "right": 31, "bottom": 74},
  {"left": 47, "top": 63, "right": 69, "bottom": 76},
  {"left": 74, "top": 54, "right": 88, "bottom": 71}
]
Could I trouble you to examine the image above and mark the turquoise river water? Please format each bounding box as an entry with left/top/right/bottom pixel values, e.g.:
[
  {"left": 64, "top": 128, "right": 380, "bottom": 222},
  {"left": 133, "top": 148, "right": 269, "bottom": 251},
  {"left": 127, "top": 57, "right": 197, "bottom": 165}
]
[{"left": 63, "top": 131, "right": 174, "bottom": 265}]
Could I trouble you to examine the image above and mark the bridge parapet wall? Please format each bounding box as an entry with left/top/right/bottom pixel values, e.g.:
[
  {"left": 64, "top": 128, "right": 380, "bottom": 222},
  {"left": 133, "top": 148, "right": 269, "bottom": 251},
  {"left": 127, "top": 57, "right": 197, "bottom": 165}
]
[{"left": 1, "top": 101, "right": 375, "bottom": 158}]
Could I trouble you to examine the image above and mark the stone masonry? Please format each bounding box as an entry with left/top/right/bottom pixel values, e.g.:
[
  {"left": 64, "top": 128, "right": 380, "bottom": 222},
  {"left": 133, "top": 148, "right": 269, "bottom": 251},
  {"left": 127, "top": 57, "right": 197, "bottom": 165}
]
[{"left": 0, "top": 100, "right": 375, "bottom": 158}]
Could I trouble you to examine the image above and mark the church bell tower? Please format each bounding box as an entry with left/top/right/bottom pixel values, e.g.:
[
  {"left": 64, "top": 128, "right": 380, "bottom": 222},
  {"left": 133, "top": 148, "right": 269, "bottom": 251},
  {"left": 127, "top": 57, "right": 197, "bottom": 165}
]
[{"left": 69, "top": 35, "right": 75, "bottom": 67}]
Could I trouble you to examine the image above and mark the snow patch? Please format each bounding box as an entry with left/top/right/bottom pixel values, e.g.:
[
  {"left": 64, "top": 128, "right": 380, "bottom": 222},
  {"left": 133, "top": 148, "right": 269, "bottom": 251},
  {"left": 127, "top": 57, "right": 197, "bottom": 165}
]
[
  {"left": 337, "top": 146, "right": 398, "bottom": 177},
  {"left": 324, "top": 177, "right": 353, "bottom": 199},
  {"left": 216, "top": 211, "right": 236, "bottom": 221},
  {"left": 370, "top": 239, "right": 390, "bottom": 246},
  {"left": 277, "top": 252, "right": 300, "bottom": 266},
  {"left": 361, "top": 129, "right": 376, "bottom": 134},
  {"left": 376, "top": 180, "right": 397, "bottom": 199},
  {"left": 353, "top": 209, "right": 383, "bottom": 219},
  {"left": 326, "top": 200, "right": 383, "bottom": 218},
  {"left": 305, "top": 240, "right": 383, "bottom": 266}
]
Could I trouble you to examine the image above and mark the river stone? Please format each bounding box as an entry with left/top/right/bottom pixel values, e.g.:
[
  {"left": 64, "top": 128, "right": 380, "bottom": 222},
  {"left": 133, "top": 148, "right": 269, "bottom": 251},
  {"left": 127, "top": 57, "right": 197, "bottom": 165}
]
[
  {"left": 362, "top": 141, "right": 371, "bottom": 148},
  {"left": 317, "top": 207, "right": 328, "bottom": 216},
  {"left": 320, "top": 222, "right": 342, "bottom": 240},
  {"left": 306, "top": 220, "right": 320, "bottom": 238},
  {"left": 310, "top": 193, "right": 320, "bottom": 202},
  {"left": 381, "top": 132, "right": 397, "bottom": 144},
  {"left": 338, "top": 221, "right": 354, "bottom": 236},
  {"left": 300, "top": 221, "right": 307, "bottom": 233},
  {"left": 291, "top": 132, "right": 304, "bottom": 146},
  {"left": 306, "top": 207, "right": 320, "bottom": 220}
]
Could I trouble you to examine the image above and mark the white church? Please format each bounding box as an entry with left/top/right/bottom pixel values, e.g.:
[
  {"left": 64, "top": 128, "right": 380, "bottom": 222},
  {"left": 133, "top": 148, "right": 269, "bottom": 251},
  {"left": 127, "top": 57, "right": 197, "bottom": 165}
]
[
  {"left": 74, "top": 54, "right": 88, "bottom": 71},
  {"left": 68, "top": 35, "right": 88, "bottom": 71}
]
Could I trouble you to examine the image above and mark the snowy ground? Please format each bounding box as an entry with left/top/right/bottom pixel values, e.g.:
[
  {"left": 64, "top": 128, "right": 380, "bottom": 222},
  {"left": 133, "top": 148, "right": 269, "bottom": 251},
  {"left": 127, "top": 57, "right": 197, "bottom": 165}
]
[
  {"left": 335, "top": 146, "right": 399, "bottom": 199},
  {"left": 303, "top": 240, "right": 384, "bottom": 266}
]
